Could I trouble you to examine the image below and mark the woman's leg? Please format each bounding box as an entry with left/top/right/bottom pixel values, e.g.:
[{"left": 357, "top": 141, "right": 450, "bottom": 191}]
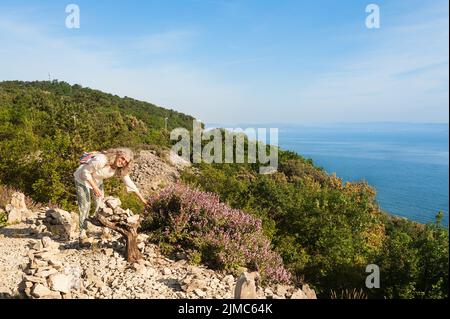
[
  {"left": 75, "top": 181, "right": 92, "bottom": 232},
  {"left": 93, "top": 182, "right": 104, "bottom": 214}
]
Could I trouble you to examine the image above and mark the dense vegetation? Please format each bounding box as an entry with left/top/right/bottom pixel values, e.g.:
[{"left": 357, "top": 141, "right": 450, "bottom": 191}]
[
  {"left": 143, "top": 183, "right": 291, "bottom": 284},
  {"left": 181, "top": 152, "right": 448, "bottom": 298},
  {"left": 0, "top": 80, "right": 194, "bottom": 211},
  {"left": 0, "top": 81, "right": 448, "bottom": 299}
]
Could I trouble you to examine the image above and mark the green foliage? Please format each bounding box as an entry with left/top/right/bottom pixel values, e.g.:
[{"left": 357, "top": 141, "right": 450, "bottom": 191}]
[
  {"left": 0, "top": 80, "right": 194, "bottom": 210},
  {"left": 0, "top": 210, "right": 6, "bottom": 228},
  {"left": 375, "top": 213, "right": 449, "bottom": 299},
  {"left": 181, "top": 148, "right": 449, "bottom": 298}
]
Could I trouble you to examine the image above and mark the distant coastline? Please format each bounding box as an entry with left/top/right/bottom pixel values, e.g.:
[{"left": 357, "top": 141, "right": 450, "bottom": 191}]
[{"left": 205, "top": 122, "right": 449, "bottom": 226}]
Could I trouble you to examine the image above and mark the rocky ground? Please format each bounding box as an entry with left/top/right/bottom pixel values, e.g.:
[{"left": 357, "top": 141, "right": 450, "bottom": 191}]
[
  {"left": 130, "top": 149, "right": 191, "bottom": 198},
  {"left": 0, "top": 149, "right": 316, "bottom": 300},
  {"left": 0, "top": 223, "right": 32, "bottom": 298}
]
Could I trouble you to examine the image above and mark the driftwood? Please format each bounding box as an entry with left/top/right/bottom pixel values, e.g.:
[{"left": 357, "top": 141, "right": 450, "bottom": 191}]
[{"left": 96, "top": 214, "right": 142, "bottom": 263}]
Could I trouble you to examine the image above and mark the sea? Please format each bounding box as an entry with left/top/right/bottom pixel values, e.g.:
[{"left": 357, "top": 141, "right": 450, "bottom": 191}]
[{"left": 205, "top": 122, "right": 449, "bottom": 226}]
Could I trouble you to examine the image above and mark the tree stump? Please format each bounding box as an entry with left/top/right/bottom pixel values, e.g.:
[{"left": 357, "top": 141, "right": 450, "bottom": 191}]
[{"left": 96, "top": 214, "right": 142, "bottom": 263}]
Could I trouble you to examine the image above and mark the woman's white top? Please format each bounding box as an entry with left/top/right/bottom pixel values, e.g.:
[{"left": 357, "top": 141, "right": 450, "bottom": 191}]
[{"left": 74, "top": 153, "right": 139, "bottom": 193}]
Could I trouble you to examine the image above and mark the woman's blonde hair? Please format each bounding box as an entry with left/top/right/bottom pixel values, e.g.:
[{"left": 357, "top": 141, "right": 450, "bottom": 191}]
[{"left": 103, "top": 147, "right": 134, "bottom": 177}]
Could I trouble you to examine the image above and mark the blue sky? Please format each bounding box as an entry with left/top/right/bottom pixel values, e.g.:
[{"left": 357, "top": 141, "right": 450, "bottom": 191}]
[{"left": 0, "top": 0, "right": 448, "bottom": 124}]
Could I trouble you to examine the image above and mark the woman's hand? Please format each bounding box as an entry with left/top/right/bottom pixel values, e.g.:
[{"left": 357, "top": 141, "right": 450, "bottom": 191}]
[
  {"left": 92, "top": 186, "right": 103, "bottom": 198},
  {"left": 87, "top": 177, "right": 103, "bottom": 198},
  {"left": 136, "top": 192, "right": 148, "bottom": 205}
]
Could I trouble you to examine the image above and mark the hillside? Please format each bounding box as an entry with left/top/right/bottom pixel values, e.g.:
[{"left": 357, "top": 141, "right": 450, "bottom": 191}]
[
  {"left": 0, "top": 81, "right": 448, "bottom": 299},
  {"left": 0, "top": 153, "right": 316, "bottom": 299}
]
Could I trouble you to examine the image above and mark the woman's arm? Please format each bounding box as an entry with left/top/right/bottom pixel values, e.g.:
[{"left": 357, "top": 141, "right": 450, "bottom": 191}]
[
  {"left": 135, "top": 192, "right": 148, "bottom": 205},
  {"left": 86, "top": 176, "right": 103, "bottom": 198},
  {"left": 122, "top": 175, "right": 147, "bottom": 205},
  {"left": 79, "top": 155, "right": 107, "bottom": 198}
]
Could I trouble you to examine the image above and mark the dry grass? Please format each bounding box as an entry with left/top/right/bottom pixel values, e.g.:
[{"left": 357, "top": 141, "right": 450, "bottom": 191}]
[
  {"left": 0, "top": 184, "right": 44, "bottom": 211},
  {"left": 330, "top": 288, "right": 368, "bottom": 299}
]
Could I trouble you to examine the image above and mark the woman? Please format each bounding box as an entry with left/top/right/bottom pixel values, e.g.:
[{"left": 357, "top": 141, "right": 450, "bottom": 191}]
[{"left": 74, "top": 147, "right": 147, "bottom": 242}]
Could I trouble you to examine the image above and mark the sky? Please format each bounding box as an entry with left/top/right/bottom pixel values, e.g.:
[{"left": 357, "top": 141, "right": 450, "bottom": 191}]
[{"left": 0, "top": 0, "right": 448, "bottom": 124}]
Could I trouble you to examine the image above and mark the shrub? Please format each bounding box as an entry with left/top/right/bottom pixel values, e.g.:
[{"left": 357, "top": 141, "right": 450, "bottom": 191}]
[
  {"left": 143, "top": 183, "right": 291, "bottom": 284},
  {"left": 0, "top": 210, "right": 6, "bottom": 228}
]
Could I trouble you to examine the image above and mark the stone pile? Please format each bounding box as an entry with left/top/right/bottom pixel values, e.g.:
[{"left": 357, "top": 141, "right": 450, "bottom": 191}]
[
  {"left": 4, "top": 192, "right": 34, "bottom": 224},
  {"left": 42, "top": 208, "right": 79, "bottom": 240},
  {"left": 19, "top": 236, "right": 81, "bottom": 299},
  {"left": 97, "top": 197, "right": 140, "bottom": 227},
  {"left": 23, "top": 206, "right": 79, "bottom": 240}
]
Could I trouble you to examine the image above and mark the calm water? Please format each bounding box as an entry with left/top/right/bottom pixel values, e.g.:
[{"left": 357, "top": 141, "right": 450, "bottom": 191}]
[{"left": 206, "top": 122, "right": 449, "bottom": 226}]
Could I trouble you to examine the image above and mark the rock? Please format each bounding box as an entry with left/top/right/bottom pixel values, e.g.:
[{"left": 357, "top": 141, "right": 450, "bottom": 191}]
[
  {"left": 100, "top": 228, "right": 112, "bottom": 241},
  {"left": 63, "top": 266, "right": 83, "bottom": 290},
  {"left": 0, "top": 287, "right": 12, "bottom": 298},
  {"left": 181, "top": 277, "right": 207, "bottom": 293},
  {"left": 36, "top": 224, "right": 47, "bottom": 233},
  {"left": 290, "top": 289, "right": 307, "bottom": 299},
  {"left": 34, "top": 251, "right": 56, "bottom": 260},
  {"left": 5, "top": 204, "right": 13, "bottom": 213},
  {"left": 35, "top": 268, "right": 58, "bottom": 278},
  {"left": 223, "top": 274, "right": 235, "bottom": 286},
  {"left": 132, "top": 262, "right": 146, "bottom": 274},
  {"left": 103, "top": 208, "right": 113, "bottom": 216},
  {"left": 25, "top": 275, "right": 47, "bottom": 285},
  {"left": 264, "top": 287, "right": 273, "bottom": 298},
  {"left": 31, "top": 283, "right": 61, "bottom": 299},
  {"left": 187, "top": 266, "right": 203, "bottom": 275},
  {"left": 194, "top": 288, "right": 206, "bottom": 297},
  {"left": 101, "top": 248, "right": 114, "bottom": 257},
  {"left": 176, "top": 291, "right": 186, "bottom": 298},
  {"left": 274, "top": 284, "right": 290, "bottom": 298},
  {"left": 137, "top": 234, "right": 149, "bottom": 243},
  {"left": 137, "top": 242, "right": 145, "bottom": 251},
  {"left": 10, "top": 192, "right": 27, "bottom": 210},
  {"left": 86, "top": 221, "right": 103, "bottom": 236},
  {"left": 29, "top": 258, "right": 48, "bottom": 269},
  {"left": 302, "top": 284, "right": 317, "bottom": 299},
  {"left": 41, "top": 236, "right": 55, "bottom": 249},
  {"left": 31, "top": 283, "right": 52, "bottom": 298},
  {"left": 32, "top": 241, "right": 43, "bottom": 251},
  {"left": 234, "top": 271, "right": 260, "bottom": 299},
  {"left": 175, "top": 252, "right": 187, "bottom": 260},
  {"left": 44, "top": 208, "right": 77, "bottom": 240},
  {"left": 124, "top": 209, "right": 133, "bottom": 217},
  {"left": 47, "top": 257, "right": 63, "bottom": 269},
  {"left": 126, "top": 215, "right": 139, "bottom": 225},
  {"left": 48, "top": 274, "right": 72, "bottom": 293},
  {"left": 162, "top": 267, "right": 172, "bottom": 275},
  {"left": 21, "top": 209, "right": 35, "bottom": 221},
  {"left": 7, "top": 208, "right": 22, "bottom": 224},
  {"left": 5, "top": 192, "right": 34, "bottom": 224},
  {"left": 256, "top": 286, "right": 265, "bottom": 299},
  {"left": 105, "top": 197, "right": 121, "bottom": 209}
]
